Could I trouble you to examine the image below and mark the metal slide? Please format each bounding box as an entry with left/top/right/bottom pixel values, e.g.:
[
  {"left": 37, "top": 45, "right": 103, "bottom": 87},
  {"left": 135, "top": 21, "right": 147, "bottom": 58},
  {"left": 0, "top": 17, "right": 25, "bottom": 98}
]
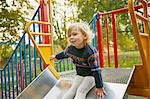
[
  {"left": 44, "top": 68, "right": 135, "bottom": 99},
  {"left": 44, "top": 79, "right": 128, "bottom": 99},
  {"left": 17, "top": 68, "right": 134, "bottom": 99},
  {"left": 16, "top": 68, "right": 57, "bottom": 99}
]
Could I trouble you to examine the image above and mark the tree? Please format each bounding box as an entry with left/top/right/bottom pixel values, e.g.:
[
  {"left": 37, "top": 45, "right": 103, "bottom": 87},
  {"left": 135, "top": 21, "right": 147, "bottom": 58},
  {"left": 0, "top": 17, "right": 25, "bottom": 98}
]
[
  {"left": 52, "top": 0, "right": 78, "bottom": 49},
  {"left": 0, "top": 44, "right": 13, "bottom": 68},
  {"left": 69, "top": 0, "right": 127, "bottom": 22},
  {"left": 0, "top": 0, "right": 34, "bottom": 43},
  {"left": 69, "top": 0, "right": 139, "bottom": 51},
  {"left": 0, "top": 0, "right": 34, "bottom": 67}
]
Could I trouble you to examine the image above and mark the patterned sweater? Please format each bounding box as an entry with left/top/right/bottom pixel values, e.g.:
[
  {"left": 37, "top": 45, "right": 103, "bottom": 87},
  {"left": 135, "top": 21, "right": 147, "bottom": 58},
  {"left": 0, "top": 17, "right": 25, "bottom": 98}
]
[{"left": 55, "top": 44, "right": 103, "bottom": 88}]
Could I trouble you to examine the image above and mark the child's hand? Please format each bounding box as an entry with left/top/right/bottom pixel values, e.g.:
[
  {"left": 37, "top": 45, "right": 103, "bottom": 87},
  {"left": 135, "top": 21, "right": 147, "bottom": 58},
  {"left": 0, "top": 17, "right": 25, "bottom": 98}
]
[
  {"left": 96, "top": 88, "right": 106, "bottom": 99},
  {"left": 50, "top": 55, "right": 55, "bottom": 61}
]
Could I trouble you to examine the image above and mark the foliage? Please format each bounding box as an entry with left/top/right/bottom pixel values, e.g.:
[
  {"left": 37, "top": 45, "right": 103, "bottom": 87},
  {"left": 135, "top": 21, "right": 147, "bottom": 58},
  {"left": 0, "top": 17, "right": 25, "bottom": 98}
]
[
  {"left": 116, "top": 13, "right": 137, "bottom": 51},
  {"left": 0, "top": 0, "right": 34, "bottom": 66},
  {"left": 118, "top": 33, "right": 137, "bottom": 51},
  {"left": 51, "top": 0, "right": 142, "bottom": 51},
  {"left": 68, "top": 0, "right": 141, "bottom": 51},
  {"left": 52, "top": 0, "right": 78, "bottom": 49},
  {"left": 69, "top": 0, "right": 127, "bottom": 22},
  {"left": 0, "top": 0, "right": 34, "bottom": 43},
  {"left": 0, "top": 44, "right": 13, "bottom": 67}
]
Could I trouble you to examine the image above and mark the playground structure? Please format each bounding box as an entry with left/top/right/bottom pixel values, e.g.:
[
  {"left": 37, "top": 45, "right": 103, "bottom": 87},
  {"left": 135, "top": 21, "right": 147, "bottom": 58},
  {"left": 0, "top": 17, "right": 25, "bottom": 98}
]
[
  {"left": 128, "top": 0, "right": 150, "bottom": 96},
  {"left": 16, "top": 68, "right": 134, "bottom": 99},
  {"left": 0, "top": 0, "right": 150, "bottom": 98}
]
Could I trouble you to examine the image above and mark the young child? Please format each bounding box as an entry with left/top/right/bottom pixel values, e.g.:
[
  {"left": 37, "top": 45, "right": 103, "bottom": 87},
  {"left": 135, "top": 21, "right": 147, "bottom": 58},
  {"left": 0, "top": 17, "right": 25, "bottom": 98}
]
[{"left": 50, "top": 22, "right": 105, "bottom": 99}]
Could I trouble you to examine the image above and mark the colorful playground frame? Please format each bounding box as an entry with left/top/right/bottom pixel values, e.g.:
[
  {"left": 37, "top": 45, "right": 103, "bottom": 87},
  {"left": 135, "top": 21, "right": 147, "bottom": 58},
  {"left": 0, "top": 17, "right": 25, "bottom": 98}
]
[
  {"left": 25, "top": 0, "right": 60, "bottom": 79},
  {"left": 94, "top": 0, "right": 150, "bottom": 97},
  {"left": 128, "top": 0, "right": 150, "bottom": 97},
  {"left": 26, "top": 0, "right": 150, "bottom": 97},
  {"left": 91, "top": 0, "right": 150, "bottom": 97},
  {"left": 0, "top": 0, "right": 150, "bottom": 98}
]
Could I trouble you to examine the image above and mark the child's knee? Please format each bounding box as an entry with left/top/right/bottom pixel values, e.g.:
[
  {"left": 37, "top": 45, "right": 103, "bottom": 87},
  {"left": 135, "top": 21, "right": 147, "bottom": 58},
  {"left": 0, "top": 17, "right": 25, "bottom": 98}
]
[
  {"left": 62, "top": 90, "right": 75, "bottom": 99},
  {"left": 76, "top": 87, "right": 87, "bottom": 94},
  {"left": 76, "top": 77, "right": 95, "bottom": 94},
  {"left": 74, "top": 88, "right": 87, "bottom": 99},
  {"left": 74, "top": 92, "right": 86, "bottom": 99}
]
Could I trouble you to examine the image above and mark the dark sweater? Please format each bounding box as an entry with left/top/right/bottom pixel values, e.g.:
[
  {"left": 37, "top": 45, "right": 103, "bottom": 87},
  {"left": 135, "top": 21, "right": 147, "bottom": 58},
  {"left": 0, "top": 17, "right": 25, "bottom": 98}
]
[{"left": 55, "top": 44, "right": 103, "bottom": 88}]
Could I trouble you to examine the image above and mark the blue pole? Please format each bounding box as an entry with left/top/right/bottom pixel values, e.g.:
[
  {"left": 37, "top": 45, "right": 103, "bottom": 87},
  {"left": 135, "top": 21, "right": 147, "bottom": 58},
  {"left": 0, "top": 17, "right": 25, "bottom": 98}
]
[
  {"left": 11, "top": 57, "right": 15, "bottom": 98},
  {"left": 28, "top": 36, "right": 32, "bottom": 82},
  {"left": 23, "top": 36, "right": 27, "bottom": 87},
  {"left": 19, "top": 43, "right": 23, "bottom": 91},
  {"left": 33, "top": 23, "right": 37, "bottom": 77},
  {"left": 38, "top": 10, "right": 43, "bottom": 71},
  {"left": 92, "top": 17, "right": 97, "bottom": 48},
  {"left": 4, "top": 68, "right": 7, "bottom": 98},
  {"left": 7, "top": 63, "right": 11, "bottom": 98}
]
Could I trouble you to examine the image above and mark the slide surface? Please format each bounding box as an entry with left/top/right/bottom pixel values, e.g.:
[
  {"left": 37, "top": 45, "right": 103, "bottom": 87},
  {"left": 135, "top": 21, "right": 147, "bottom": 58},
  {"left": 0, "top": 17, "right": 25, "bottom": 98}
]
[
  {"left": 17, "top": 68, "right": 134, "bottom": 99},
  {"left": 16, "top": 68, "right": 57, "bottom": 99},
  {"left": 44, "top": 78, "right": 128, "bottom": 99}
]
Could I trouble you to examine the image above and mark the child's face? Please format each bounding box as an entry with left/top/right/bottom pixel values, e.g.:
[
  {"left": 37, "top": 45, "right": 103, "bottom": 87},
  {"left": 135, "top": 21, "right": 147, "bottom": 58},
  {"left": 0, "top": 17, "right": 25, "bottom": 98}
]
[{"left": 68, "top": 27, "right": 87, "bottom": 49}]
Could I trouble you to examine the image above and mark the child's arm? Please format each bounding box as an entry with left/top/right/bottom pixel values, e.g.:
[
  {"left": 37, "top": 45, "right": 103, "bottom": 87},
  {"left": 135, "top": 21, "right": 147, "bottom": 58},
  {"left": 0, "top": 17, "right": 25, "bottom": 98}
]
[
  {"left": 88, "top": 54, "right": 103, "bottom": 87},
  {"left": 88, "top": 53, "right": 105, "bottom": 98},
  {"left": 50, "top": 51, "right": 69, "bottom": 61}
]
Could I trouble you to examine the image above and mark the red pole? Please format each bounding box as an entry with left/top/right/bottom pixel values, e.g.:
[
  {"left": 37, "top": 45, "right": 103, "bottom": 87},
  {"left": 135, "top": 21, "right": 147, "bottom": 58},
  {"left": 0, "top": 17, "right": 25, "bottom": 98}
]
[
  {"left": 40, "top": 0, "right": 49, "bottom": 43},
  {"left": 22, "top": 63, "right": 24, "bottom": 90},
  {"left": 18, "top": 63, "right": 20, "bottom": 89},
  {"left": 18, "top": 62, "right": 24, "bottom": 90},
  {"left": 105, "top": 15, "right": 110, "bottom": 67},
  {"left": 96, "top": 12, "right": 104, "bottom": 68},
  {"left": 111, "top": 13, "right": 118, "bottom": 68},
  {"left": 40, "top": 0, "right": 49, "bottom": 69}
]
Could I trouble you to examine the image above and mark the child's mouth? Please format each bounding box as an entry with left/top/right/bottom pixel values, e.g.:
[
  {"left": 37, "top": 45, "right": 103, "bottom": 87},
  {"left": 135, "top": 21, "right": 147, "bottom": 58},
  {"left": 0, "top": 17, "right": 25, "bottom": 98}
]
[{"left": 71, "top": 41, "right": 76, "bottom": 44}]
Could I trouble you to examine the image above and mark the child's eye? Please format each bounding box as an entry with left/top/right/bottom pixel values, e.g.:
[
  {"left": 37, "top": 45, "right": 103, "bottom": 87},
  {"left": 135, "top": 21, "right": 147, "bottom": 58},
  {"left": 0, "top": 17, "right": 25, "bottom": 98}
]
[
  {"left": 68, "top": 35, "right": 71, "bottom": 37},
  {"left": 68, "top": 33, "right": 71, "bottom": 37},
  {"left": 73, "top": 33, "right": 77, "bottom": 36}
]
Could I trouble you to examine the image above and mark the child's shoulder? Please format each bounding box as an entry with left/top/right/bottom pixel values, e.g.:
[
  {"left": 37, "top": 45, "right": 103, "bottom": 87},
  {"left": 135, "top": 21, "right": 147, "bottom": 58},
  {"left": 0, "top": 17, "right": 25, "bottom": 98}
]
[
  {"left": 66, "top": 45, "right": 74, "bottom": 50},
  {"left": 86, "top": 44, "right": 97, "bottom": 54},
  {"left": 65, "top": 45, "right": 75, "bottom": 53}
]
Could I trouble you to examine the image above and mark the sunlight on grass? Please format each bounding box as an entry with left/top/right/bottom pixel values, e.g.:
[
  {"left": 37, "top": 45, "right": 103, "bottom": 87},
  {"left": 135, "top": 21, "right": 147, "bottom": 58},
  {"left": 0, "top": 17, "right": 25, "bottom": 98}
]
[{"left": 104, "top": 51, "right": 142, "bottom": 68}]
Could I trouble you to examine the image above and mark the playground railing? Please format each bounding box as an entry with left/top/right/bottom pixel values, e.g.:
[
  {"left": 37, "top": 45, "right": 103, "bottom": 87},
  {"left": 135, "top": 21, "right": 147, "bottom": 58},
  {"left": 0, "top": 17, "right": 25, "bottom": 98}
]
[
  {"left": 0, "top": 4, "right": 77, "bottom": 99},
  {"left": 0, "top": 1, "right": 150, "bottom": 99},
  {"left": 127, "top": 0, "right": 150, "bottom": 97},
  {"left": 93, "top": 2, "right": 150, "bottom": 68},
  {"left": 0, "top": 6, "right": 42, "bottom": 99}
]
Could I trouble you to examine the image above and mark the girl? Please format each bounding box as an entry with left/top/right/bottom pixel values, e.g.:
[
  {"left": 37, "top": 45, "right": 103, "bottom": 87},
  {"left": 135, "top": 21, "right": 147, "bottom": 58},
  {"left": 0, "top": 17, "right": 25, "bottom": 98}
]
[{"left": 50, "top": 22, "right": 105, "bottom": 99}]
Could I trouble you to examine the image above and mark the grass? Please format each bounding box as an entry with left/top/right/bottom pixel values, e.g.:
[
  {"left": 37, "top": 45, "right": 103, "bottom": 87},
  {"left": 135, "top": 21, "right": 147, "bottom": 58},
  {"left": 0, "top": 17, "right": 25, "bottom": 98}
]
[{"left": 104, "top": 51, "right": 142, "bottom": 68}]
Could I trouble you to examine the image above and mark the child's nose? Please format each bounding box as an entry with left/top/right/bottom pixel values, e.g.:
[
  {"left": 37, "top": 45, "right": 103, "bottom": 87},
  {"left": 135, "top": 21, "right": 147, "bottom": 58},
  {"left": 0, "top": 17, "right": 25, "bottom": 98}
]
[{"left": 70, "top": 35, "right": 73, "bottom": 39}]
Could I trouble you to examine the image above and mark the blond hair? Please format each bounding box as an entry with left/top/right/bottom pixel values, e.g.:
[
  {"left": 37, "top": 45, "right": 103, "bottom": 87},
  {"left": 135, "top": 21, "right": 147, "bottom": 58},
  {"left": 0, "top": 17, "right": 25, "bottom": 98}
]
[{"left": 67, "top": 23, "right": 93, "bottom": 43}]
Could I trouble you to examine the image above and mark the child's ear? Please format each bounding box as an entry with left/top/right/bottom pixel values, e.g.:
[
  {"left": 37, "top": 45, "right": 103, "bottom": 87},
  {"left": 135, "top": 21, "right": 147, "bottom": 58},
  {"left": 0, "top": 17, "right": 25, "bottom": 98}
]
[{"left": 83, "top": 36, "right": 87, "bottom": 40}]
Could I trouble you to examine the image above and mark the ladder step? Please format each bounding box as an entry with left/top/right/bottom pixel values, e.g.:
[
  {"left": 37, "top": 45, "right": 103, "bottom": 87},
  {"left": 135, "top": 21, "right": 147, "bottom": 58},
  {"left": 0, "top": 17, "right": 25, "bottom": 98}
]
[
  {"left": 136, "top": 13, "right": 148, "bottom": 22},
  {"left": 31, "top": 32, "right": 51, "bottom": 36},
  {"left": 140, "top": 33, "right": 149, "bottom": 37},
  {"left": 38, "top": 44, "right": 52, "bottom": 47}
]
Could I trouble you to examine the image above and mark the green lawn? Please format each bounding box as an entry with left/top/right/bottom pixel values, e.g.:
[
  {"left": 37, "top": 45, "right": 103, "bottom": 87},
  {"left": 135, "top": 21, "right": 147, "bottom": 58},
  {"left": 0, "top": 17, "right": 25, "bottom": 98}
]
[{"left": 104, "top": 51, "right": 142, "bottom": 68}]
